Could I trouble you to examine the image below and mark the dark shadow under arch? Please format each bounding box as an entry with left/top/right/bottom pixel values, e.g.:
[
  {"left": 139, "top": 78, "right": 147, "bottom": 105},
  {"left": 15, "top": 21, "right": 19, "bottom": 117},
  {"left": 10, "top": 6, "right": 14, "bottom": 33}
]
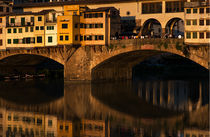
[{"left": 91, "top": 50, "right": 208, "bottom": 81}]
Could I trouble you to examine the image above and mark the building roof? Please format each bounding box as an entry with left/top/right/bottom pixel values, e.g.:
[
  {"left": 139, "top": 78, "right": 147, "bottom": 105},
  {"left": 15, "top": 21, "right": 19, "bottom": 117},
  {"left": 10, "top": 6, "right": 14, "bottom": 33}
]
[
  {"left": 86, "top": 7, "right": 117, "bottom": 12},
  {"left": 0, "top": 9, "right": 56, "bottom": 16},
  {"left": 14, "top": 0, "right": 139, "bottom": 8}
]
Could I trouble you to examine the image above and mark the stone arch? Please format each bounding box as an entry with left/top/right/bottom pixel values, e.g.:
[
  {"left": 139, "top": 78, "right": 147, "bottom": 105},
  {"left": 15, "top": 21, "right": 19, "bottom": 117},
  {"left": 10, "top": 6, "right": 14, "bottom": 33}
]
[
  {"left": 165, "top": 17, "right": 184, "bottom": 38},
  {"left": 0, "top": 49, "right": 65, "bottom": 65},
  {"left": 90, "top": 42, "right": 208, "bottom": 80},
  {"left": 141, "top": 18, "right": 162, "bottom": 38}
]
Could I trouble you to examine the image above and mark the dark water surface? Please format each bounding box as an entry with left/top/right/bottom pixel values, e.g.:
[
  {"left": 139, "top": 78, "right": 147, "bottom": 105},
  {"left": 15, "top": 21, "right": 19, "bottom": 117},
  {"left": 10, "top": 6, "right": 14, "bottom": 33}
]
[{"left": 0, "top": 77, "right": 208, "bottom": 137}]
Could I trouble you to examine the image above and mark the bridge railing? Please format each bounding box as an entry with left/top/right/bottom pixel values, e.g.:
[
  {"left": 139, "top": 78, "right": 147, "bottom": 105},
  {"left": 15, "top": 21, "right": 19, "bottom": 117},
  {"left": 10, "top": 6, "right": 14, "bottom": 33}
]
[{"left": 110, "top": 38, "right": 184, "bottom": 46}]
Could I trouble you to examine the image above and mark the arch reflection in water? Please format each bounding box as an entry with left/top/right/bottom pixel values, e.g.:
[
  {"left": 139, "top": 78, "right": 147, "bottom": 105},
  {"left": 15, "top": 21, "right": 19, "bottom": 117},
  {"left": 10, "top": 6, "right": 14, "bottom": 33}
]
[
  {"left": 0, "top": 79, "right": 208, "bottom": 137},
  {"left": 134, "top": 79, "right": 209, "bottom": 112}
]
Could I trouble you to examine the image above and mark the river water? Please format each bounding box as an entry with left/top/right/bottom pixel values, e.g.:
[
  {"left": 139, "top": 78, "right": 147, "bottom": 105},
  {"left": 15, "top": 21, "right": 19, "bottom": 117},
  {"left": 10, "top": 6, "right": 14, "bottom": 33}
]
[{"left": 0, "top": 77, "right": 208, "bottom": 137}]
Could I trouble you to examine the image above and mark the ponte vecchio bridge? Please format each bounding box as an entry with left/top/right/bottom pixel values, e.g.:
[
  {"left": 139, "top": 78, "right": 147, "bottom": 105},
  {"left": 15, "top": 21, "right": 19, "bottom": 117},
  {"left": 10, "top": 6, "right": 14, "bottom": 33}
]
[{"left": 0, "top": 39, "right": 208, "bottom": 81}]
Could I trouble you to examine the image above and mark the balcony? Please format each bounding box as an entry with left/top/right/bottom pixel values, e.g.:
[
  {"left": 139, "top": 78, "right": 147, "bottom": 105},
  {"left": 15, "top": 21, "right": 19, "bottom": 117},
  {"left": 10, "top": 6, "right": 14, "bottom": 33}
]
[
  {"left": 184, "top": 1, "right": 209, "bottom": 8},
  {"left": 6, "top": 22, "right": 34, "bottom": 27}
]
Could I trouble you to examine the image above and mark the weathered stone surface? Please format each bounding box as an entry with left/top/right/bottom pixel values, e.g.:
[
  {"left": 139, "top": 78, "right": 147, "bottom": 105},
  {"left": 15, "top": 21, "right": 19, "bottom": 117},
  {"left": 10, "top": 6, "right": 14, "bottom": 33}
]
[{"left": 0, "top": 39, "right": 208, "bottom": 81}]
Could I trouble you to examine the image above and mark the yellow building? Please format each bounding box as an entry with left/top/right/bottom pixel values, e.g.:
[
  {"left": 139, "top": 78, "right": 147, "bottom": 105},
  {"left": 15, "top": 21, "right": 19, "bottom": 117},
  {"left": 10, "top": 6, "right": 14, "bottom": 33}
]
[
  {"left": 3, "top": 9, "right": 59, "bottom": 49},
  {"left": 184, "top": 0, "right": 209, "bottom": 45},
  {"left": 57, "top": 5, "right": 120, "bottom": 46},
  {"left": 0, "top": 16, "right": 6, "bottom": 50},
  {"left": 57, "top": 120, "right": 74, "bottom": 137}
]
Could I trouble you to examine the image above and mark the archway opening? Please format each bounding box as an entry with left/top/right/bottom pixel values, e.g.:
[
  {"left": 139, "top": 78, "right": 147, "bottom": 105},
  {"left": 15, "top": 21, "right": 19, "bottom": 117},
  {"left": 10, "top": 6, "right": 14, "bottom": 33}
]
[
  {"left": 141, "top": 19, "right": 162, "bottom": 38},
  {"left": 0, "top": 54, "right": 64, "bottom": 80},
  {"left": 0, "top": 54, "right": 64, "bottom": 104},
  {"left": 165, "top": 18, "right": 184, "bottom": 38}
]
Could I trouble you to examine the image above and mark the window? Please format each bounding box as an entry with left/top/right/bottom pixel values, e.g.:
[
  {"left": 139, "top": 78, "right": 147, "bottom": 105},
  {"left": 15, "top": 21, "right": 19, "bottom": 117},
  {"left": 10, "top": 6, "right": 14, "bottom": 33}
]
[
  {"left": 206, "top": 8, "right": 210, "bottom": 13},
  {"left": 65, "top": 35, "right": 69, "bottom": 40},
  {"left": 75, "top": 35, "right": 78, "bottom": 41},
  {"left": 0, "top": 28, "right": 2, "bottom": 34},
  {"left": 99, "top": 35, "right": 104, "bottom": 40},
  {"left": 60, "top": 125, "right": 63, "bottom": 130},
  {"left": 48, "top": 36, "right": 52, "bottom": 43},
  {"left": 193, "top": 32, "right": 197, "bottom": 39},
  {"left": 7, "top": 39, "right": 11, "bottom": 44},
  {"left": 193, "top": 8, "right": 197, "bottom": 13},
  {"left": 19, "top": 28, "right": 22, "bottom": 33},
  {"left": 26, "top": 38, "right": 31, "bottom": 44},
  {"left": 60, "top": 36, "right": 63, "bottom": 41},
  {"left": 206, "top": 32, "right": 210, "bottom": 38},
  {"left": 7, "top": 29, "right": 11, "bottom": 33},
  {"left": 40, "top": 26, "right": 44, "bottom": 30},
  {"left": 48, "top": 120, "right": 52, "bottom": 127},
  {"left": 13, "top": 39, "right": 19, "bottom": 44},
  {"left": 186, "top": 32, "right": 191, "bottom": 39},
  {"left": 0, "top": 39, "right": 2, "bottom": 46},
  {"left": 0, "top": 18, "right": 2, "bottom": 23},
  {"left": 80, "top": 35, "right": 83, "bottom": 41},
  {"left": 95, "top": 35, "right": 98, "bottom": 40},
  {"left": 47, "top": 26, "right": 54, "bottom": 30},
  {"left": 186, "top": 20, "right": 191, "bottom": 25},
  {"left": 13, "top": 28, "right": 17, "bottom": 33},
  {"left": 31, "top": 17, "right": 34, "bottom": 22},
  {"left": 199, "top": 19, "right": 204, "bottom": 26},
  {"left": 37, "top": 118, "right": 42, "bottom": 125},
  {"left": 38, "top": 16, "right": 42, "bottom": 21},
  {"left": 192, "top": 20, "right": 197, "bottom": 25},
  {"left": 126, "top": 11, "right": 130, "bottom": 15},
  {"left": 37, "top": 36, "right": 42, "bottom": 43},
  {"left": 25, "top": 27, "right": 28, "bottom": 32},
  {"left": 99, "top": 13, "right": 103, "bottom": 17},
  {"left": 200, "top": 8, "right": 204, "bottom": 14},
  {"left": 36, "top": 26, "right": 39, "bottom": 30},
  {"left": 80, "top": 23, "right": 84, "bottom": 28},
  {"left": 65, "top": 126, "right": 69, "bottom": 131},
  {"left": 62, "top": 24, "right": 68, "bottom": 29},
  {"left": 13, "top": 116, "right": 19, "bottom": 121},
  {"left": 99, "top": 24, "right": 103, "bottom": 28},
  {"left": 6, "top": 7, "right": 9, "bottom": 12},
  {"left": 10, "top": 18, "right": 15, "bottom": 23},
  {"left": 206, "top": 19, "right": 210, "bottom": 25},
  {"left": 75, "top": 24, "right": 78, "bottom": 28},
  {"left": 142, "top": 2, "right": 162, "bottom": 14},
  {"left": 199, "top": 32, "right": 204, "bottom": 39},
  {"left": 30, "top": 27, "right": 33, "bottom": 32},
  {"left": 21, "top": 17, "right": 25, "bottom": 26},
  {"left": 0, "top": 6, "right": 3, "bottom": 12},
  {"left": 186, "top": 9, "right": 191, "bottom": 14}
]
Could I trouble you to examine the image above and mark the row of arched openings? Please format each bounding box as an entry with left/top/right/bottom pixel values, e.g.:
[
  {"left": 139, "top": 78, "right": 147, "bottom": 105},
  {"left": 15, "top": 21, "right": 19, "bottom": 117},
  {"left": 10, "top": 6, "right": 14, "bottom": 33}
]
[{"left": 141, "top": 18, "right": 184, "bottom": 38}]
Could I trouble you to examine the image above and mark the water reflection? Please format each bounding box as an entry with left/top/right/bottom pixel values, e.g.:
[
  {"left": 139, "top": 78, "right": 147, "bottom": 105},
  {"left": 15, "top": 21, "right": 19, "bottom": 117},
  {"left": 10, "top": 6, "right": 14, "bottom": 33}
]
[{"left": 0, "top": 79, "right": 208, "bottom": 137}]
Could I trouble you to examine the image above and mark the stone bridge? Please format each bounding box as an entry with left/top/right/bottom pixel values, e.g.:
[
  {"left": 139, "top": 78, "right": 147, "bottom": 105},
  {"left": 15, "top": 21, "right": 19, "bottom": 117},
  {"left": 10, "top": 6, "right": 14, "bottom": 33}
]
[{"left": 0, "top": 39, "right": 208, "bottom": 81}]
